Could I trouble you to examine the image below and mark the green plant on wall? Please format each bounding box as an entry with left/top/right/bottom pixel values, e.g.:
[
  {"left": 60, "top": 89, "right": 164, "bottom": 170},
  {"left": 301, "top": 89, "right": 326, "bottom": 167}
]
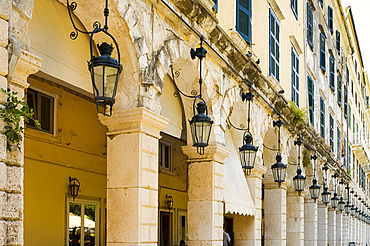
[
  {"left": 289, "top": 101, "right": 307, "bottom": 125},
  {"left": 0, "top": 89, "right": 40, "bottom": 151}
]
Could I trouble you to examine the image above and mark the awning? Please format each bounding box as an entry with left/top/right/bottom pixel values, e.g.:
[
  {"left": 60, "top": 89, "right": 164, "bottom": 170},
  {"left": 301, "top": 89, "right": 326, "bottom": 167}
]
[{"left": 223, "top": 130, "right": 256, "bottom": 216}]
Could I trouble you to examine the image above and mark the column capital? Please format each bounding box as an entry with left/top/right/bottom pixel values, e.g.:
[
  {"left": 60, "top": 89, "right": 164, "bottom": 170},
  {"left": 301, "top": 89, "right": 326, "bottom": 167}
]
[
  {"left": 99, "top": 107, "right": 169, "bottom": 139},
  {"left": 182, "top": 144, "right": 230, "bottom": 164},
  {"left": 263, "top": 179, "right": 290, "bottom": 190},
  {"left": 10, "top": 50, "right": 42, "bottom": 88},
  {"left": 246, "top": 164, "right": 267, "bottom": 179}
]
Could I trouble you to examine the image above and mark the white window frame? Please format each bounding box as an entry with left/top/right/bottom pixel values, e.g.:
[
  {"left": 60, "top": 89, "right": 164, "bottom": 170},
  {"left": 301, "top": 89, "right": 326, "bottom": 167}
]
[
  {"left": 66, "top": 198, "right": 100, "bottom": 246},
  {"left": 27, "top": 86, "right": 58, "bottom": 136}
]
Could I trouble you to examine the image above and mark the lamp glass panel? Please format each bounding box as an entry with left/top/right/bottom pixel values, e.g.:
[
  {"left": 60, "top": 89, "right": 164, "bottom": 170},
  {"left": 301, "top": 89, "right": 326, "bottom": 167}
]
[
  {"left": 190, "top": 121, "right": 212, "bottom": 146},
  {"left": 93, "top": 65, "right": 103, "bottom": 98},
  {"left": 339, "top": 202, "right": 345, "bottom": 211},
  {"left": 310, "top": 187, "right": 320, "bottom": 199},
  {"left": 322, "top": 193, "right": 330, "bottom": 204},
  {"left": 272, "top": 166, "right": 286, "bottom": 182},
  {"left": 240, "top": 149, "right": 257, "bottom": 169},
  {"left": 93, "top": 65, "right": 118, "bottom": 98},
  {"left": 293, "top": 178, "right": 305, "bottom": 191}
]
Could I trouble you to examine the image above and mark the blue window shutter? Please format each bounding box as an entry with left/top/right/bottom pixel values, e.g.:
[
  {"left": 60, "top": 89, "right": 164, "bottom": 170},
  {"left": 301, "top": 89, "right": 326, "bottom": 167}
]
[
  {"left": 328, "top": 6, "right": 333, "bottom": 33},
  {"left": 237, "top": 0, "right": 251, "bottom": 43},
  {"left": 307, "top": 3, "right": 313, "bottom": 48},
  {"left": 337, "top": 75, "right": 342, "bottom": 106},
  {"left": 291, "top": 0, "right": 298, "bottom": 19},
  {"left": 344, "top": 86, "right": 348, "bottom": 118},
  {"left": 330, "top": 114, "right": 334, "bottom": 152},
  {"left": 320, "top": 97, "right": 325, "bottom": 139},
  {"left": 329, "top": 57, "right": 335, "bottom": 90},
  {"left": 336, "top": 30, "right": 341, "bottom": 54},
  {"left": 320, "top": 34, "right": 326, "bottom": 72},
  {"left": 337, "top": 127, "right": 341, "bottom": 160},
  {"left": 212, "top": 0, "right": 218, "bottom": 12},
  {"left": 291, "top": 47, "right": 299, "bottom": 106},
  {"left": 269, "top": 9, "right": 280, "bottom": 81},
  {"left": 308, "top": 76, "right": 314, "bottom": 126}
]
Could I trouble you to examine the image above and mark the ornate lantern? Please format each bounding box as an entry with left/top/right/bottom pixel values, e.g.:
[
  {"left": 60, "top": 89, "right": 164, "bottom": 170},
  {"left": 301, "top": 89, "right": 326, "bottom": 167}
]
[
  {"left": 271, "top": 118, "right": 287, "bottom": 187},
  {"left": 309, "top": 155, "right": 320, "bottom": 202},
  {"left": 322, "top": 187, "right": 331, "bottom": 205},
  {"left": 69, "top": 177, "right": 80, "bottom": 201},
  {"left": 338, "top": 197, "right": 346, "bottom": 212},
  {"left": 67, "top": 0, "right": 123, "bottom": 116},
  {"left": 166, "top": 194, "right": 174, "bottom": 211},
  {"left": 331, "top": 193, "right": 339, "bottom": 209},
  {"left": 292, "top": 139, "right": 305, "bottom": 195}
]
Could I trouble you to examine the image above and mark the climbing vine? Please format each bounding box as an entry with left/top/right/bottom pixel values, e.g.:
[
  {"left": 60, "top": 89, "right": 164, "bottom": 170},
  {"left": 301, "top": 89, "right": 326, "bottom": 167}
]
[{"left": 0, "top": 89, "right": 40, "bottom": 151}]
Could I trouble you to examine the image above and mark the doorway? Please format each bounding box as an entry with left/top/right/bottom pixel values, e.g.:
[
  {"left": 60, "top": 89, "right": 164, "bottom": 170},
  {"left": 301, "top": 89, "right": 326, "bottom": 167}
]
[{"left": 160, "top": 212, "right": 171, "bottom": 246}]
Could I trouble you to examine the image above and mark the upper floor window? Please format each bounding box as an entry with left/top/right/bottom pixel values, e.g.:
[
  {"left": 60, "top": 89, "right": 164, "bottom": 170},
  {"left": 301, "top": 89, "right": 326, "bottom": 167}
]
[
  {"left": 291, "top": 47, "right": 299, "bottom": 106},
  {"left": 337, "top": 75, "right": 342, "bottom": 106},
  {"left": 27, "top": 88, "right": 55, "bottom": 134},
  {"left": 236, "top": 0, "right": 251, "bottom": 43},
  {"left": 328, "top": 6, "right": 333, "bottom": 34},
  {"left": 212, "top": 0, "right": 218, "bottom": 13},
  {"left": 291, "top": 0, "right": 298, "bottom": 19},
  {"left": 307, "top": 3, "right": 313, "bottom": 48},
  {"left": 346, "top": 65, "right": 349, "bottom": 84},
  {"left": 159, "top": 141, "right": 173, "bottom": 171},
  {"left": 329, "top": 114, "right": 334, "bottom": 152},
  {"left": 337, "top": 126, "right": 341, "bottom": 160},
  {"left": 336, "top": 30, "right": 341, "bottom": 54},
  {"left": 329, "top": 56, "right": 335, "bottom": 90},
  {"left": 269, "top": 9, "right": 280, "bottom": 81},
  {"left": 344, "top": 86, "right": 348, "bottom": 118},
  {"left": 308, "top": 76, "right": 315, "bottom": 126},
  {"left": 320, "top": 96, "right": 325, "bottom": 139},
  {"left": 320, "top": 33, "right": 326, "bottom": 72}
]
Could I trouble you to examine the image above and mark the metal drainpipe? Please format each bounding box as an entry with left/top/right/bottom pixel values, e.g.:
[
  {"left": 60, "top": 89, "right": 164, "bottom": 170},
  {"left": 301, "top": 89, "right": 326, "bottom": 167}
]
[{"left": 7, "top": 3, "right": 21, "bottom": 85}]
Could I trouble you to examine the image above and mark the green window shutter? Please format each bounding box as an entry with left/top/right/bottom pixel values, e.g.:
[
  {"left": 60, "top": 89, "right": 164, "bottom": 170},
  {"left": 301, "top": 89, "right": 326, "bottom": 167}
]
[{"left": 236, "top": 0, "right": 251, "bottom": 43}]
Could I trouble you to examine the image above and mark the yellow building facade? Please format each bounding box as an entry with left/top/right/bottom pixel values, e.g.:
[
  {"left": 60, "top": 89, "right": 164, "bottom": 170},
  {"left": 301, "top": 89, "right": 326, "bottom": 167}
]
[{"left": 0, "top": 0, "right": 370, "bottom": 245}]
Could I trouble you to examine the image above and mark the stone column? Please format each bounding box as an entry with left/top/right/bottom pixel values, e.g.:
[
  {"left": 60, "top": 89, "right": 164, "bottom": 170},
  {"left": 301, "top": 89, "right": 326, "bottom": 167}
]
[
  {"left": 304, "top": 198, "right": 317, "bottom": 246},
  {"left": 263, "top": 180, "right": 287, "bottom": 246},
  {"left": 342, "top": 213, "right": 349, "bottom": 245},
  {"left": 0, "top": 42, "right": 41, "bottom": 246},
  {"left": 335, "top": 211, "right": 342, "bottom": 246},
  {"left": 327, "top": 208, "right": 336, "bottom": 245},
  {"left": 182, "top": 144, "right": 230, "bottom": 246},
  {"left": 286, "top": 188, "right": 304, "bottom": 246},
  {"left": 100, "top": 108, "right": 169, "bottom": 246},
  {"left": 317, "top": 203, "right": 328, "bottom": 246},
  {"left": 234, "top": 164, "right": 266, "bottom": 246},
  {"left": 350, "top": 217, "right": 356, "bottom": 243}
]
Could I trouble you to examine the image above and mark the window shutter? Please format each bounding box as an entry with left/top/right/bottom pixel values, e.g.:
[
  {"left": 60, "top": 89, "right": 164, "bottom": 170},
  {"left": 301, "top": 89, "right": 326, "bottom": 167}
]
[
  {"left": 337, "top": 75, "right": 342, "bottom": 106},
  {"left": 320, "top": 97, "right": 325, "bottom": 139},
  {"left": 307, "top": 3, "right": 313, "bottom": 48},
  {"left": 269, "top": 9, "right": 280, "bottom": 81},
  {"left": 320, "top": 34, "right": 326, "bottom": 71},
  {"left": 329, "top": 57, "right": 335, "bottom": 90},
  {"left": 330, "top": 114, "right": 334, "bottom": 152},
  {"left": 308, "top": 76, "right": 315, "bottom": 126},
  {"left": 328, "top": 6, "right": 333, "bottom": 33},
  {"left": 212, "top": 0, "right": 218, "bottom": 12},
  {"left": 336, "top": 30, "right": 341, "bottom": 54},
  {"left": 237, "top": 0, "right": 251, "bottom": 43}
]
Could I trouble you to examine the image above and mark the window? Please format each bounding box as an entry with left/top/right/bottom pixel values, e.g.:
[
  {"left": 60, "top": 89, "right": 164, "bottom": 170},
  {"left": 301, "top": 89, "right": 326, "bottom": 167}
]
[
  {"left": 308, "top": 76, "right": 314, "bottom": 126},
  {"left": 291, "top": 47, "right": 299, "bottom": 106},
  {"left": 337, "top": 126, "right": 341, "bottom": 160},
  {"left": 319, "top": 0, "right": 323, "bottom": 7},
  {"left": 320, "top": 33, "right": 326, "bottom": 72},
  {"left": 344, "top": 86, "right": 348, "bottom": 118},
  {"left": 329, "top": 56, "right": 335, "bottom": 90},
  {"left": 346, "top": 65, "right": 349, "bottom": 84},
  {"left": 67, "top": 199, "right": 100, "bottom": 246},
  {"left": 336, "top": 30, "right": 341, "bottom": 54},
  {"left": 291, "top": 0, "right": 298, "bottom": 19},
  {"left": 269, "top": 9, "right": 280, "bottom": 81},
  {"left": 337, "top": 75, "right": 342, "bottom": 106},
  {"left": 237, "top": 0, "right": 251, "bottom": 43},
  {"left": 348, "top": 104, "right": 351, "bottom": 127},
  {"left": 307, "top": 3, "right": 313, "bottom": 48},
  {"left": 330, "top": 114, "right": 334, "bottom": 152},
  {"left": 320, "top": 97, "right": 325, "bottom": 139},
  {"left": 27, "top": 88, "right": 55, "bottom": 134},
  {"left": 328, "top": 6, "right": 333, "bottom": 33},
  {"left": 159, "top": 141, "right": 172, "bottom": 171},
  {"left": 212, "top": 0, "right": 218, "bottom": 12}
]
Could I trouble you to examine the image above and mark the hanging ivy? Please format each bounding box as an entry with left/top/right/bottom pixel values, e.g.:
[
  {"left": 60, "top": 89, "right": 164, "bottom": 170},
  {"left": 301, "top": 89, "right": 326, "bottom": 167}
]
[{"left": 0, "top": 89, "right": 40, "bottom": 151}]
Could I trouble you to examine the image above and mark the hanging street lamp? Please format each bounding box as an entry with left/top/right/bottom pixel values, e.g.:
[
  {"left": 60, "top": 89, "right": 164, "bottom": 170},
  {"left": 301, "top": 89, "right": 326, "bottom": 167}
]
[
  {"left": 321, "top": 165, "right": 331, "bottom": 205},
  {"left": 187, "top": 36, "right": 213, "bottom": 155},
  {"left": 331, "top": 173, "right": 339, "bottom": 209},
  {"left": 292, "top": 139, "right": 305, "bottom": 195},
  {"left": 338, "top": 197, "right": 346, "bottom": 212},
  {"left": 67, "top": 0, "right": 123, "bottom": 116},
  {"left": 271, "top": 116, "right": 287, "bottom": 187},
  {"left": 309, "top": 155, "right": 320, "bottom": 202},
  {"left": 238, "top": 85, "right": 258, "bottom": 175}
]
